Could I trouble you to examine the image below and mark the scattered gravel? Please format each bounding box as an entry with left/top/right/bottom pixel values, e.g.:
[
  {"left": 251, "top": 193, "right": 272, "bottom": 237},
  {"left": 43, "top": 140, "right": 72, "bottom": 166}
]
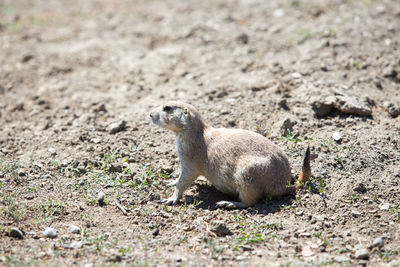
[{"left": 1, "top": 0, "right": 399, "bottom": 266}]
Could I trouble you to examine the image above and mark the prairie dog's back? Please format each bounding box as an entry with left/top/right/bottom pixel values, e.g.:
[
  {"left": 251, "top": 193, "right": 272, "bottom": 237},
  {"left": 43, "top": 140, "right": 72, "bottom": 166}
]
[{"left": 205, "top": 128, "right": 282, "bottom": 157}]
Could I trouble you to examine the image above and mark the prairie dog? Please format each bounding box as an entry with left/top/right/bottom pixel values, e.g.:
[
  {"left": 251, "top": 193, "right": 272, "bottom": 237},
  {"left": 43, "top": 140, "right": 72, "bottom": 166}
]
[{"left": 149, "top": 101, "right": 311, "bottom": 209}]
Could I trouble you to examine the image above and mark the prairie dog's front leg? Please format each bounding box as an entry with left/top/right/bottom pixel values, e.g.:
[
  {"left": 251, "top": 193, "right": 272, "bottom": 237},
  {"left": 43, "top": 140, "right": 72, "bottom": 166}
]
[
  {"left": 160, "top": 169, "right": 197, "bottom": 205},
  {"left": 166, "top": 178, "right": 179, "bottom": 186}
]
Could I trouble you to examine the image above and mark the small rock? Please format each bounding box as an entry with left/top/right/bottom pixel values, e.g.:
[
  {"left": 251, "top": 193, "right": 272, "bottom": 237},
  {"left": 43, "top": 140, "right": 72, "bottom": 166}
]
[
  {"left": 301, "top": 245, "right": 314, "bottom": 257},
  {"left": 383, "top": 102, "right": 400, "bottom": 117},
  {"left": 334, "top": 256, "right": 351, "bottom": 263},
  {"left": 47, "top": 148, "right": 57, "bottom": 156},
  {"left": 94, "top": 103, "right": 107, "bottom": 113},
  {"left": 70, "top": 241, "right": 83, "bottom": 249},
  {"left": 240, "top": 245, "right": 253, "bottom": 251},
  {"left": 98, "top": 191, "right": 106, "bottom": 206},
  {"left": 107, "top": 254, "right": 123, "bottom": 262},
  {"left": 278, "top": 99, "right": 289, "bottom": 110},
  {"left": 273, "top": 9, "right": 285, "bottom": 18},
  {"left": 91, "top": 138, "right": 101, "bottom": 144},
  {"left": 372, "top": 237, "right": 384, "bottom": 248},
  {"left": 236, "top": 255, "right": 247, "bottom": 261},
  {"left": 335, "top": 95, "right": 372, "bottom": 116},
  {"left": 77, "top": 165, "right": 86, "bottom": 174},
  {"left": 25, "top": 194, "right": 34, "bottom": 200},
  {"left": 279, "top": 117, "right": 296, "bottom": 136},
  {"left": 109, "top": 164, "right": 122, "bottom": 173},
  {"left": 149, "top": 193, "right": 161, "bottom": 201},
  {"left": 108, "top": 120, "right": 127, "bottom": 134},
  {"left": 332, "top": 131, "right": 342, "bottom": 142},
  {"left": 9, "top": 227, "right": 24, "bottom": 239},
  {"left": 321, "top": 170, "right": 327, "bottom": 176},
  {"left": 228, "top": 120, "right": 236, "bottom": 127},
  {"left": 11, "top": 103, "right": 24, "bottom": 112},
  {"left": 382, "top": 66, "right": 398, "bottom": 79},
  {"left": 380, "top": 202, "right": 390, "bottom": 210},
  {"left": 236, "top": 33, "right": 249, "bottom": 45},
  {"left": 355, "top": 248, "right": 369, "bottom": 260},
  {"left": 353, "top": 183, "right": 367, "bottom": 193},
  {"left": 299, "top": 232, "right": 311, "bottom": 237},
  {"left": 64, "top": 241, "right": 83, "bottom": 249},
  {"left": 314, "top": 215, "right": 326, "bottom": 222},
  {"left": 43, "top": 227, "right": 58, "bottom": 238},
  {"left": 311, "top": 94, "right": 372, "bottom": 117},
  {"left": 291, "top": 72, "right": 302, "bottom": 79},
  {"left": 152, "top": 228, "right": 159, "bottom": 237},
  {"left": 295, "top": 210, "right": 304, "bottom": 216},
  {"left": 22, "top": 54, "right": 34, "bottom": 63},
  {"left": 351, "top": 210, "right": 362, "bottom": 218},
  {"left": 311, "top": 95, "right": 335, "bottom": 117},
  {"left": 210, "top": 222, "right": 233, "bottom": 237},
  {"left": 159, "top": 160, "right": 174, "bottom": 175},
  {"left": 70, "top": 225, "right": 80, "bottom": 234}
]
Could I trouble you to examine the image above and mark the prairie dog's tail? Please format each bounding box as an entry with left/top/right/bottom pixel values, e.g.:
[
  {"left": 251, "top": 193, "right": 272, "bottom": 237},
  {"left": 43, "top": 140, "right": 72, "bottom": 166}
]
[{"left": 296, "top": 145, "right": 311, "bottom": 189}]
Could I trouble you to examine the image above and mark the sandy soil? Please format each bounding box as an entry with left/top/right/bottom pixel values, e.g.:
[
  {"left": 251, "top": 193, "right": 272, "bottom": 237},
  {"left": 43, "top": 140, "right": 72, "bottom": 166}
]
[{"left": 1, "top": 0, "right": 400, "bottom": 266}]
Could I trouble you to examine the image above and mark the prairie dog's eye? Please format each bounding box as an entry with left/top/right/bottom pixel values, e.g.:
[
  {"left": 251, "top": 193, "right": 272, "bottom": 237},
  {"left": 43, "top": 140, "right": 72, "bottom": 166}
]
[{"left": 163, "top": 106, "right": 172, "bottom": 112}]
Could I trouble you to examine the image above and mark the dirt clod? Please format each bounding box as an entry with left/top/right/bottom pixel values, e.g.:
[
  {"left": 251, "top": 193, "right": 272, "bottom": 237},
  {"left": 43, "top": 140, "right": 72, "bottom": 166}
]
[
  {"left": 9, "top": 227, "right": 24, "bottom": 239},
  {"left": 210, "top": 222, "right": 233, "bottom": 237},
  {"left": 353, "top": 183, "right": 367, "bottom": 193},
  {"left": 108, "top": 120, "right": 127, "bottom": 134},
  {"left": 97, "top": 191, "right": 106, "bottom": 206}
]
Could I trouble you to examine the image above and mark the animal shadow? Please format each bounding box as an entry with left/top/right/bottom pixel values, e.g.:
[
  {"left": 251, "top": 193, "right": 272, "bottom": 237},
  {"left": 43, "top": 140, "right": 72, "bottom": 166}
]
[{"left": 184, "top": 182, "right": 295, "bottom": 215}]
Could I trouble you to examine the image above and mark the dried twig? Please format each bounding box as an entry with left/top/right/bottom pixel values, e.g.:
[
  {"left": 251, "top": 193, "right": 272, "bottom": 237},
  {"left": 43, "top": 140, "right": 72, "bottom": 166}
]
[{"left": 114, "top": 199, "right": 128, "bottom": 216}]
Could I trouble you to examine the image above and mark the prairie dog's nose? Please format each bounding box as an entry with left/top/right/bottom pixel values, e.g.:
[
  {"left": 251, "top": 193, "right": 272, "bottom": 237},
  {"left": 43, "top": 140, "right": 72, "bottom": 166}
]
[{"left": 149, "top": 110, "right": 159, "bottom": 121}]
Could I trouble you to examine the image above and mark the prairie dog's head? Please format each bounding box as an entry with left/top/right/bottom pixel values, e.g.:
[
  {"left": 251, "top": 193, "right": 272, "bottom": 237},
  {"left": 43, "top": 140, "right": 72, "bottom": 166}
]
[{"left": 149, "top": 101, "right": 202, "bottom": 132}]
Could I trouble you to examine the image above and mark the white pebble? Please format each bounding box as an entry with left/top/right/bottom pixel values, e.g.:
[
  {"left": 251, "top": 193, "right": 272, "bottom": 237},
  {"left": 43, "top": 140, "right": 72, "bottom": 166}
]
[
  {"left": 70, "top": 225, "right": 80, "bottom": 234},
  {"left": 43, "top": 227, "right": 58, "bottom": 238}
]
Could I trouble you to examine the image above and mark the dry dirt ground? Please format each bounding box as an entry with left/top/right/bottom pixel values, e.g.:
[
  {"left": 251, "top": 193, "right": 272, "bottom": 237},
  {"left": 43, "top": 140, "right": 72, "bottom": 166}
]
[{"left": 1, "top": 0, "right": 400, "bottom": 266}]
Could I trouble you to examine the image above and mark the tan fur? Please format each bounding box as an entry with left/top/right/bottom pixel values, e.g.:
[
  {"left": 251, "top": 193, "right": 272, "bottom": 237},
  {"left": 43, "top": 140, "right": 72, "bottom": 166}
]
[{"left": 149, "top": 101, "right": 311, "bottom": 209}]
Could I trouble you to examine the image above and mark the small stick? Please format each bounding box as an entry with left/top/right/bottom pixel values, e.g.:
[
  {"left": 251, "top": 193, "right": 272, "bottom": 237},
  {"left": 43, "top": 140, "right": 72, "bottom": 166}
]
[{"left": 114, "top": 199, "right": 128, "bottom": 216}]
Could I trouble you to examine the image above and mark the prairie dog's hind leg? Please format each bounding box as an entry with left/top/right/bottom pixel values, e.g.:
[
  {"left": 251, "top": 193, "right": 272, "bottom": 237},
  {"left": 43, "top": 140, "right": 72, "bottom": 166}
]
[
  {"left": 215, "top": 200, "right": 249, "bottom": 209},
  {"left": 215, "top": 185, "right": 259, "bottom": 209}
]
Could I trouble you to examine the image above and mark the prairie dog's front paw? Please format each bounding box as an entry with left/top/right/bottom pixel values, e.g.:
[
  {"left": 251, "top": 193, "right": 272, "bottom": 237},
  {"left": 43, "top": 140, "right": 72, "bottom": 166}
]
[
  {"left": 160, "top": 196, "right": 179, "bottom": 205},
  {"left": 166, "top": 178, "right": 179, "bottom": 187}
]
